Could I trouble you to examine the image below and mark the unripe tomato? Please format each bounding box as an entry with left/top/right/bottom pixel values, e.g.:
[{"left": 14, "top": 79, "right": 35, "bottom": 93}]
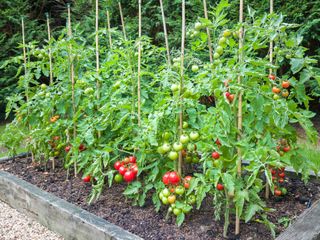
[
  {"left": 223, "top": 29, "right": 232, "bottom": 37},
  {"left": 216, "top": 46, "right": 224, "bottom": 55},
  {"left": 173, "top": 208, "right": 182, "bottom": 216},
  {"left": 175, "top": 186, "right": 185, "bottom": 195},
  {"left": 173, "top": 142, "right": 183, "bottom": 151},
  {"left": 213, "top": 52, "right": 220, "bottom": 59},
  {"left": 168, "top": 195, "right": 176, "bottom": 204},
  {"left": 162, "top": 188, "right": 170, "bottom": 197},
  {"left": 189, "top": 131, "right": 199, "bottom": 141},
  {"left": 218, "top": 37, "right": 226, "bottom": 45},
  {"left": 162, "top": 143, "right": 171, "bottom": 153},
  {"left": 171, "top": 84, "right": 179, "bottom": 92},
  {"left": 168, "top": 151, "right": 179, "bottom": 161},
  {"left": 191, "top": 65, "right": 199, "bottom": 72},
  {"left": 114, "top": 173, "right": 123, "bottom": 183},
  {"left": 183, "top": 121, "right": 189, "bottom": 129},
  {"left": 282, "top": 89, "right": 289, "bottom": 98},
  {"left": 187, "top": 194, "right": 196, "bottom": 205},
  {"left": 180, "top": 134, "right": 190, "bottom": 144}
]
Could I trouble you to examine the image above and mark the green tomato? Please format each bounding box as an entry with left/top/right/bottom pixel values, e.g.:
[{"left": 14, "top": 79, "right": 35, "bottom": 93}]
[
  {"left": 218, "top": 37, "right": 226, "bottom": 45},
  {"left": 173, "top": 208, "right": 182, "bottom": 216},
  {"left": 216, "top": 46, "right": 224, "bottom": 55},
  {"left": 223, "top": 29, "right": 232, "bottom": 37},
  {"left": 183, "top": 121, "right": 188, "bottom": 129},
  {"left": 281, "top": 187, "right": 287, "bottom": 195},
  {"left": 273, "top": 94, "right": 280, "bottom": 100},
  {"left": 157, "top": 146, "right": 166, "bottom": 154},
  {"left": 187, "top": 143, "right": 194, "bottom": 152},
  {"left": 194, "top": 22, "right": 202, "bottom": 31},
  {"left": 168, "top": 207, "right": 173, "bottom": 212},
  {"left": 171, "top": 84, "right": 179, "bottom": 92},
  {"left": 189, "top": 131, "right": 199, "bottom": 141},
  {"left": 187, "top": 194, "right": 196, "bottom": 205},
  {"left": 40, "top": 84, "right": 47, "bottom": 90},
  {"left": 173, "top": 62, "right": 180, "bottom": 68},
  {"left": 182, "top": 207, "right": 191, "bottom": 214},
  {"left": 191, "top": 65, "right": 199, "bottom": 72},
  {"left": 84, "top": 87, "right": 94, "bottom": 95},
  {"left": 168, "top": 151, "right": 179, "bottom": 161},
  {"left": 175, "top": 186, "right": 185, "bottom": 195},
  {"left": 192, "top": 156, "right": 200, "bottom": 163},
  {"left": 213, "top": 160, "right": 220, "bottom": 167},
  {"left": 45, "top": 93, "right": 51, "bottom": 98},
  {"left": 185, "top": 156, "right": 193, "bottom": 163},
  {"left": 162, "top": 196, "right": 169, "bottom": 205},
  {"left": 180, "top": 134, "right": 190, "bottom": 144},
  {"left": 162, "top": 188, "right": 170, "bottom": 197},
  {"left": 173, "top": 57, "right": 180, "bottom": 63},
  {"left": 159, "top": 192, "right": 164, "bottom": 200},
  {"left": 162, "top": 132, "right": 171, "bottom": 141},
  {"left": 114, "top": 173, "right": 123, "bottom": 183},
  {"left": 162, "top": 143, "right": 171, "bottom": 153},
  {"left": 213, "top": 52, "right": 220, "bottom": 59},
  {"left": 173, "top": 142, "right": 183, "bottom": 151}
]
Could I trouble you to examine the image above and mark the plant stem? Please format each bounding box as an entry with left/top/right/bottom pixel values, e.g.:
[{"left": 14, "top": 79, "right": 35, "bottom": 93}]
[{"left": 159, "top": 0, "right": 171, "bottom": 66}]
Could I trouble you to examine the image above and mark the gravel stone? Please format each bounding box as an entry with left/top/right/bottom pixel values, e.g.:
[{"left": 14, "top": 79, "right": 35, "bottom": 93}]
[{"left": 0, "top": 200, "right": 63, "bottom": 240}]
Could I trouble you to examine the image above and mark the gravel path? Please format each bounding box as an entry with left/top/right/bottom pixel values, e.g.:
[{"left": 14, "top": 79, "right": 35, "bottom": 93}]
[{"left": 0, "top": 200, "right": 63, "bottom": 240}]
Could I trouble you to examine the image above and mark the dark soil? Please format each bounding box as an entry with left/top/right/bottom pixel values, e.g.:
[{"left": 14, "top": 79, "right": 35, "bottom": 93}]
[{"left": 1, "top": 158, "right": 320, "bottom": 240}]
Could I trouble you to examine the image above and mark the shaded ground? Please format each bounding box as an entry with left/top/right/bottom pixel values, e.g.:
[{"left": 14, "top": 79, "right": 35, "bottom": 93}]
[{"left": 1, "top": 158, "right": 320, "bottom": 240}]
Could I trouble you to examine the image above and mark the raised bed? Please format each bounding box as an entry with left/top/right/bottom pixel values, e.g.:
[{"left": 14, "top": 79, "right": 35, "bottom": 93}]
[
  {"left": 0, "top": 157, "right": 320, "bottom": 240},
  {"left": 0, "top": 170, "right": 142, "bottom": 240}
]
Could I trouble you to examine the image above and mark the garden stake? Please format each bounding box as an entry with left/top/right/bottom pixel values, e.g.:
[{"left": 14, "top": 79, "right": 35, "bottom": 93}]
[
  {"left": 96, "top": 0, "right": 101, "bottom": 139},
  {"left": 46, "top": 13, "right": 55, "bottom": 170},
  {"left": 236, "top": 0, "right": 244, "bottom": 236},
  {"left": 21, "top": 17, "right": 35, "bottom": 164},
  {"left": 159, "top": 0, "right": 171, "bottom": 66},
  {"left": 178, "top": 0, "right": 186, "bottom": 176},
  {"left": 137, "top": 0, "right": 142, "bottom": 127},
  {"left": 118, "top": 2, "right": 127, "bottom": 41},
  {"left": 203, "top": 0, "right": 213, "bottom": 63},
  {"left": 106, "top": 9, "right": 112, "bottom": 48},
  {"left": 265, "top": 0, "right": 274, "bottom": 201},
  {"left": 67, "top": 4, "right": 77, "bottom": 177}
]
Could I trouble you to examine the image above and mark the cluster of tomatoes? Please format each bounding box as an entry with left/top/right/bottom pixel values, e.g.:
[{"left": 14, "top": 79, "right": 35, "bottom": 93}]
[
  {"left": 64, "top": 143, "right": 86, "bottom": 153},
  {"left": 270, "top": 167, "right": 287, "bottom": 196},
  {"left": 113, "top": 156, "right": 138, "bottom": 183},
  {"left": 157, "top": 127, "right": 200, "bottom": 164},
  {"left": 159, "top": 172, "right": 196, "bottom": 216},
  {"left": 269, "top": 74, "right": 291, "bottom": 100},
  {"left": 276, "top": 139, "right": 291, "bottom": 156}
]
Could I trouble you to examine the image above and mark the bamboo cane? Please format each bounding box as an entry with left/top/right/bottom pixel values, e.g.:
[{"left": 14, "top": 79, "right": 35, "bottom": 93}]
[
  {"left": 21, "top": 18, "right": 35, "bottom": 164},
  {"left": 67, "top": 4, "right": 77, "bottom": 177},
  {"left": 235, "top": 0, "right": 244, "bottom": 236},
  {"left": 178, "top": 0, "right": 186, "bottom": 176},
  {"left": 46, "top": 13, "right": 55, "bottom": 170},
  {"left": 203, "top": 0, "right": 213, "bottom": 63},
  {"left": 106, "top": 9, "right": 112, "bottom": 48},
  {"left": 137, "top": 0, "right": 142, "bottom": 127},
  {"left": 118, "top": 2, "right": 127, "bottom": 41},
  {"left": 265, "top": 0, "right": 274, "bottom": 201},
  {"left": 159, "top": 0, "right": 171, "bottom": 65}
]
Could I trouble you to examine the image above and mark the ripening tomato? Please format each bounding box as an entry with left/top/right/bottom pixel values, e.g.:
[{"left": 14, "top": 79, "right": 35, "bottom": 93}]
[
  {"left": 65, "top": 145, "right": 71, "bottom": 153},
  {"left": 282, "top": 89, "right": 289, "bottom": 98},
  {"left": 216, "top": 183, "right": 224, "bottom": 191},
  {"left": 278, "top": 178, "right": 284, "bottom": 183},
  {"left": 272, "top": 87, "right": 281, "bottom": 94},
  {"left": 282, "top": 81, "right": 290, "bottom": 89},
  {"left": 268, "top": 74, "right": 276, "bottom": 80},
  {"left": 168, "top": 195, "right": 176, "bottom": 204},
  {"left": 275, "top": 189, "right": 282, "bottom": 196}
]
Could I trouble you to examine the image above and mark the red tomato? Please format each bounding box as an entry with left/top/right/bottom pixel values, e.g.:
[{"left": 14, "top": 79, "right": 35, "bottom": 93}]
[
  {"left": 184, "top": 176, "right": 192, "bottom": 182},
  {"left": 79, "top": 144, "right": 86, "bottom": 152},
  {"left": 65, "top": 146, "right": 71, "bottom": 153},
  {"left": 114, "top": 161, "right": 121, "bottom": 170},
  {"left": 211, "top": 151, "right": 220, "bottom": 159},
  {"left": 278, "top": 172, "right": 285, "bottom": 178},
  {"left": 268, "top": 74, "right": 276, "bottom": 80},
  {"left": 123, "top": 171, "right": 136, "bottom": 182},
  {"left": 118, "top": 166, "right": 127, "bottom": 176},
  {"left": 184, "top": 182, "right": 190, "bottom": 189},
  {"left": 272, "top": 87, "right": 281, "bottom": 94},
  {"left": 215, "top": 139, "right": 221, "bottom": 146},
  {"left": 162, "top": 172, "right": 170, "bottom": 185},
  {"left": 271, "top": 169, "right": 277, "bottom": 175},
  {"left": 131, "top": 164, "right": 138, "bottom": 175},
  {"left": 282, "top": 81, "right": 290, "bottom": 89},
  {"left": 216, "top": 183, "right": 224, "bottom": 191},
  {"left": 275, "top": 189, "right": 282, "bottom": 196},
  {"left": 169, "top": 172, "right": 180, "bottom": 185},
  {"left": 129, "top": 156, "right": 137, "bottom": 163},
  {"left": 278, "top": 178, "right": 284, "bottom": 183},
  {"left": 283, "top": 146, "right": 290, "bottom": 152},
  {"left": 83, "top": 175, "right": 91, "bottom": 183},
  {"left": 225, "top": 92, "right": 231, "bottom": 98}
]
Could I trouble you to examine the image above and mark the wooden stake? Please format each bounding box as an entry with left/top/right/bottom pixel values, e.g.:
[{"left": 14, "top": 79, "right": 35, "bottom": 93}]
[
  {"left": 159, "top": 0, "right": 171, "bottom": 65},
  {"left": 21, "top": 18, "right": 35, "bottom": 164},
  {"left": 106, "top": 10, "right": 112, "bottom": 48},
  {"left": 96, "top": 0, "right": 102, "bottom": 139},
  {"left": 265, "top": 0, "right": 274, "bottom": 201},
  {"left": 137, "top": 0, "right": 142, "bottom": 127},
  {"left": 67, "top": 4, "right": 77, "bottom": 177},
  {"left": 235, "top": 0, "right": 244, "bottom": 236},
  {"left": 203, "top": 0, "right": 213, "bottom": 63},
  {"left": 178, "top": 0, "right": 186, "bottom": 176},
  {"left": 118, "top": 2, "right": 127, "bottom": 41}
]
